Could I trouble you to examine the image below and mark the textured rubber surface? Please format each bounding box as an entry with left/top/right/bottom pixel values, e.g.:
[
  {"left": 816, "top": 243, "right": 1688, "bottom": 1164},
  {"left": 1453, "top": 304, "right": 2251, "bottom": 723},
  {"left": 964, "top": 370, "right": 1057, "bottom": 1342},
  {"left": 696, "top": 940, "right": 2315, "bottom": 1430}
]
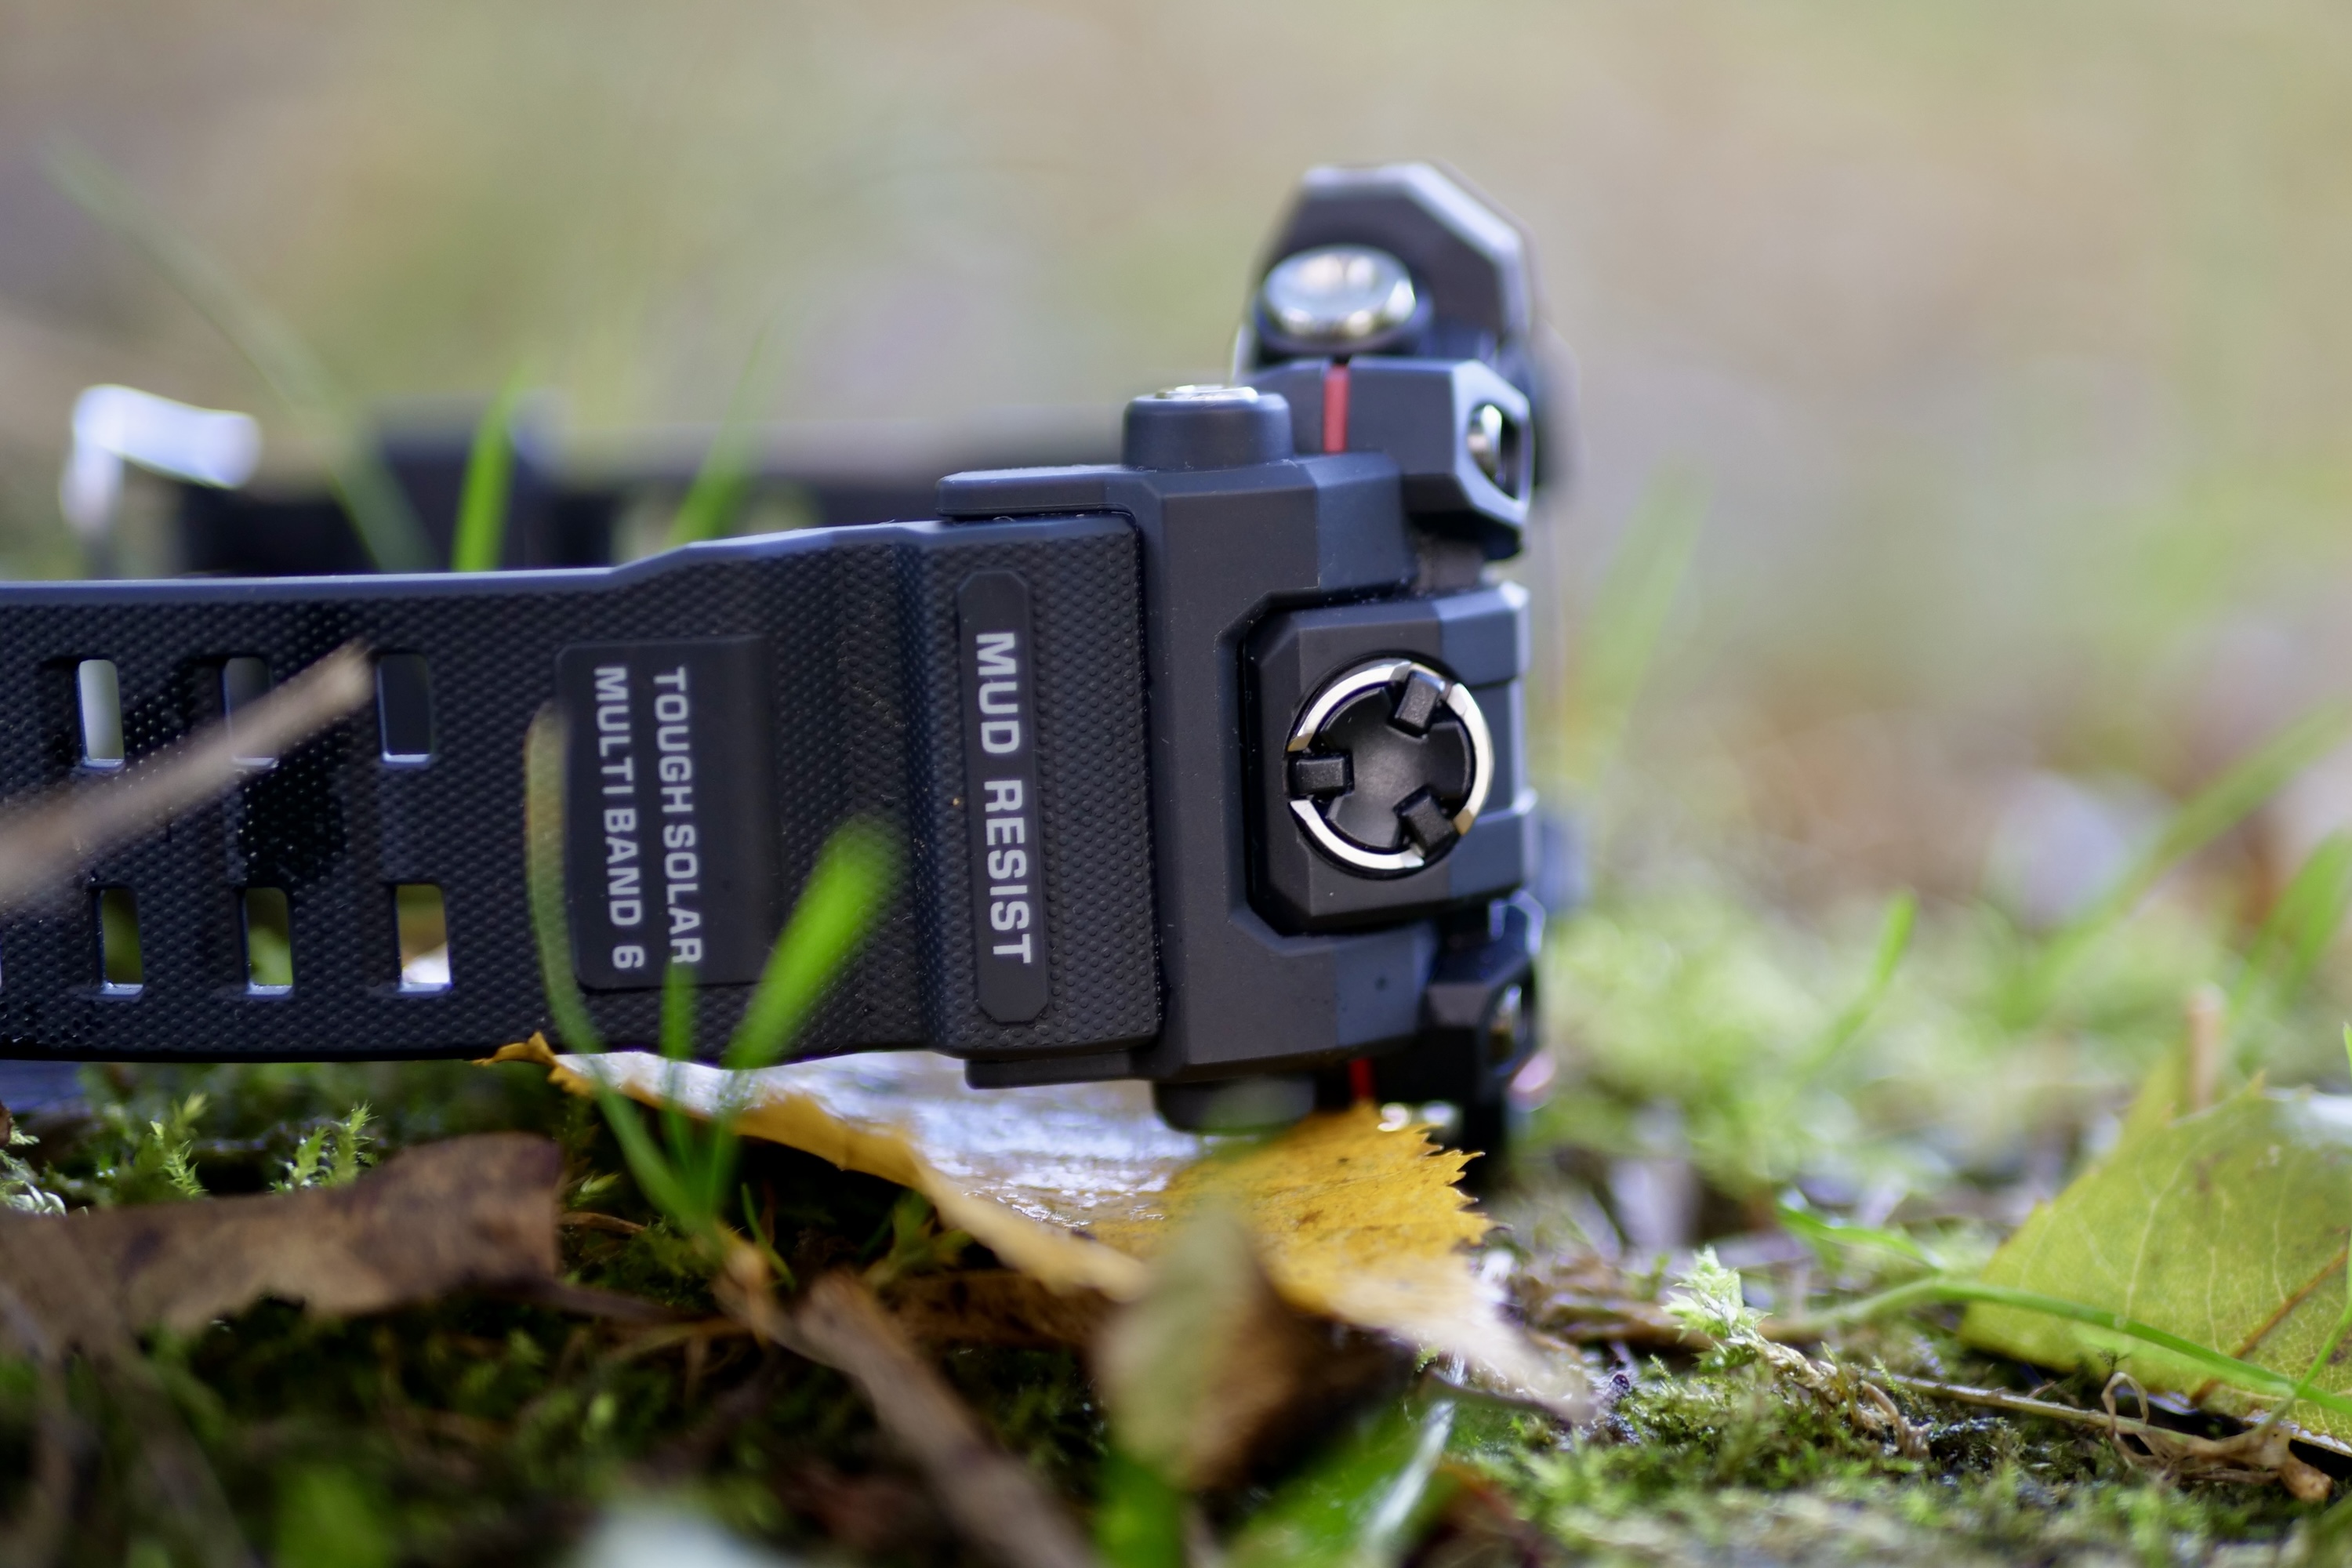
[{"left": 0, "top": 518, "right": 1160, "bottom": 1063}]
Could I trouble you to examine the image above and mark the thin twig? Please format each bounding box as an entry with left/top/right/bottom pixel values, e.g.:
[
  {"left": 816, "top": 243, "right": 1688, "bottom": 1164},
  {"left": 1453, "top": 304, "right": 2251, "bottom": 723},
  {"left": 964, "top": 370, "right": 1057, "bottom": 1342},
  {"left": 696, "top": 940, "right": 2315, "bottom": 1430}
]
[
  {"left": 1883, "top": 1371, "right": 2352, "bottom": 1472},
  {"left": 0, "top": 642, "right": 373, "bottom": 916},
  {"left": 557, "top": 1210, "right": 648, "bottom": 1236},
  {"left": 731, "top": 1267, "right": 1098, "bottom": 1568}
]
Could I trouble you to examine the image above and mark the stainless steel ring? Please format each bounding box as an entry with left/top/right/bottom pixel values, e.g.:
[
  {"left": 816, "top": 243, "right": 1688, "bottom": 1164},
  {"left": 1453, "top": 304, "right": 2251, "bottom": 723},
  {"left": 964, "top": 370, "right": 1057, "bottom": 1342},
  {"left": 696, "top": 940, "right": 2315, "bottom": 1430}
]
[{"left": 1283, "top": 657, "right": 1493, "bottom": 873}]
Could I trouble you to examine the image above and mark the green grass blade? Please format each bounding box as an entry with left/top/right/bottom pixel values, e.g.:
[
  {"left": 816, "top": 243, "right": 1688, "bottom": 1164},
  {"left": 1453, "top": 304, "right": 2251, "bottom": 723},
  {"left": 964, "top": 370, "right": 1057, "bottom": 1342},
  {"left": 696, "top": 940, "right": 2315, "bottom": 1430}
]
[
  {"left": 43, "top": 142, "right": 434, "bottom": 573},
  {"left": 1094, "top": 1448, "right": 1187, "bottom": 1568},
  {"left": 1775, "top": 1201, "right": 1936, "bottom": 1269},
  {"left": 722, "top": 819, "right": 896, "bottom": 1072},
  {"left": 1558, "top": 472, "right": 1704, "bottom": 792},
  {"left": 451, "top": 372, "right": 528, "bottom": 573},
  {"left": 666, "top": 323, "right": 776, "bottom": 550},
  {"left": 1795, "top": 891, "right": 1915, "bottom": 1080},
  {"left": 521, "top": 708, "right": 603, "bottom": 1056},
  {"left": 2231, "top": 831, "right": 2352, "bottom": 1018},
  {"left": 659, "top": 959, "right": 701, "bottom": 1178},
  {"left": 1225, "top": 1399, "right": 1456, "bottom": 1568},
  {"left": 521, "top": 706, "right": 703, "bottom": 1232},
  {"left": 2010, "top": 705, "right": 2351, "bottom": 1025}
]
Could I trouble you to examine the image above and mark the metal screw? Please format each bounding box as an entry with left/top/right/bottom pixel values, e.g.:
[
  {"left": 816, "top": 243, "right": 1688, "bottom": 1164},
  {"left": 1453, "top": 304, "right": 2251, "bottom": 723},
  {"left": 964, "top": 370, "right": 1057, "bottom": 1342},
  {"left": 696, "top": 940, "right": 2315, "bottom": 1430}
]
[
  {"left": 1152, "top": 383, "right": 1261, "bottom": 403},
  {"left": 1259, "top": 245, "right": 1417, "bottom": 345},
  {"left": 1466, "top": 403, "right": 1509, "bottom": 487}
]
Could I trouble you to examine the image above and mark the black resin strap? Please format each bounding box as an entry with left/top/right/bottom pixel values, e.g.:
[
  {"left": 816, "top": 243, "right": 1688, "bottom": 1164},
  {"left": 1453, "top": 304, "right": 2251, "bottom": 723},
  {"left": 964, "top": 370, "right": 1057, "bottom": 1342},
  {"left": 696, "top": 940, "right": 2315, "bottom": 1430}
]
[{"left": 0, "top": 518, "right": 1160, "bottom": 1064}]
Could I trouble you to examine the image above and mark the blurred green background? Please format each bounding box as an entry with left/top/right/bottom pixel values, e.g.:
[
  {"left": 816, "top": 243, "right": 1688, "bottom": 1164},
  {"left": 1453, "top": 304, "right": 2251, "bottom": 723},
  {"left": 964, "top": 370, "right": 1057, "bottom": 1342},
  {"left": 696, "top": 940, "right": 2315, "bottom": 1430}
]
[{"left": 5, "top": 0, "right": 2352, "bottom": 892}]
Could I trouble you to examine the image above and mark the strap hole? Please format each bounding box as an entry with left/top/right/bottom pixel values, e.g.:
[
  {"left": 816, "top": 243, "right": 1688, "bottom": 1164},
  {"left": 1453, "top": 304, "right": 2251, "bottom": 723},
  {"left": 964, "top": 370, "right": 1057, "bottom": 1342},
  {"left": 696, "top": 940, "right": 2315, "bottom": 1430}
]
[
  {"left": 376, "top": 654, "right": 435, "bottom": 764},
  {"left": 95, "top": 887, "right": 142, "bottom": 993},
  {"left": 394, "top": 884, "right": 449, "bottom": 992},
  {"left": 222, "top": 656, "right": 275, "bottom": 768},
  {"left": 76, "top": 659, "right": 124, "bottom": 769},
  {"left": 242, "top": 887, "right": 293, "bottom": 993}
]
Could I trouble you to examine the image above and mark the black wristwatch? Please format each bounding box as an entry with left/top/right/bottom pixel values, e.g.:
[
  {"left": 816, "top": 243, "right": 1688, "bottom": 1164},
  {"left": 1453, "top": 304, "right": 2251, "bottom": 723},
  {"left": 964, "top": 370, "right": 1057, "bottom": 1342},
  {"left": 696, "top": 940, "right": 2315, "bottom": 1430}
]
[{"left": 0, "top": 163, "right": 1562, "bottom": 1134}]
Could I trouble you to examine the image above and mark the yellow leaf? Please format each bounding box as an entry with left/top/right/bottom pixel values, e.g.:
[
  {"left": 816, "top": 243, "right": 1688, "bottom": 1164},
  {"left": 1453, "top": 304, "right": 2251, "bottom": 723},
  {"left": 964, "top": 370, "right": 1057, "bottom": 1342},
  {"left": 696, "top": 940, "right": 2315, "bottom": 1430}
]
[{"left": 488, "top": 1036, "right": 1581, "bottom": 1413}]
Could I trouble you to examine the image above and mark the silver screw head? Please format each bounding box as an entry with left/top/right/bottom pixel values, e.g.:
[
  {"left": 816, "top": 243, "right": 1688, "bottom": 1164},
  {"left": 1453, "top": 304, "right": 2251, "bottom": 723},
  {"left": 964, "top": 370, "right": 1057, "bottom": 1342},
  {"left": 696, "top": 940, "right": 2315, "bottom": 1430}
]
[
  {"left": 1259, "top": 245, "right": 1417, "bottom": 346},
  {"left": 1152, "top": 383, "right": 1260, "bottom": 403},
  {"left": 1466, "top": 403, "right": 1508, "bottom": 485}
]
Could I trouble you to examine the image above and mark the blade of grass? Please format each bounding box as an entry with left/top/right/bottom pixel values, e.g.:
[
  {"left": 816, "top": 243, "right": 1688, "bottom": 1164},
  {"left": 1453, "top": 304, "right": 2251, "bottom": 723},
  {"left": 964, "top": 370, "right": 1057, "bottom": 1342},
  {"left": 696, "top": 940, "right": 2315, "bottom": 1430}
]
[
  {"left": 1094, "top": 1448, "right": 1187, "bottom": 1568},
  {"left": 666, "top": 321, "right": 778, "bottom": 549},
  {"left": 697, "top": 820, "right": 895, "bottom": 1214},
  {"left": 1558, "top": 471, "right": 1704, "bottom": 792},
  {"left": 450, "top": 371, "right": 529, "bottom": 573},
  {"left": 2230, "top": 831, "right": 2352, "bottom": 1018},
  {"left": 1794, "top": 891, "right": 1915, "bottom": 1081},
  {"left": 722, "top": 821, "right": 897, "bottom": 1073},
  {"left": 523, "top": 706, "right": 892, "bottom": 1246},
  {"left": 1740, "top": 891, "right": 1918, "bottom": 1179},
  {"left": 43, "top": 143, "right": 433, "bottom": 573},
  {"left": 521, "top": 706, "right": 704, "bottom": 1232},
  {"left": 1774, "top": 1201, "right": 1937, "bottom": 1270},
  {"left": 2008, "top": 705, "right": 2351, "bottom": 1026},
  {"left": 1225, "top": 1399, "right": 1457, "bottom": 1568},
  {"left": 659, "top": 958, "right": 701, "bottom": 1179}
]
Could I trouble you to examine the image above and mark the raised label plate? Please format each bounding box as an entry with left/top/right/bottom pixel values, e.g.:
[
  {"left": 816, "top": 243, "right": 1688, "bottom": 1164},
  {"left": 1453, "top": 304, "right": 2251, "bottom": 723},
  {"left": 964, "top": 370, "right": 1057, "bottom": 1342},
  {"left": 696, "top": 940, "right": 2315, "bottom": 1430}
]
[
  {"left": 558, "top": 637, "right": 777, "bottom": 990},
  {"left": 957, "top": 572, "right": 1049, "bottom": 1022}
]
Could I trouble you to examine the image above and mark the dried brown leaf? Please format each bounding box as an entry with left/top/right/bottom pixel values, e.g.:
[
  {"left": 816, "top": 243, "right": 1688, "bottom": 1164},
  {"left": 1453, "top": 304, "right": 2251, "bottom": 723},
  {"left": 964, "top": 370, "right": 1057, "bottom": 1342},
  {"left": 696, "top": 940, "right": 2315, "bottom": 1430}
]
[{"left": 0, "top": 1132, "right": 561, "bottom": 1348}]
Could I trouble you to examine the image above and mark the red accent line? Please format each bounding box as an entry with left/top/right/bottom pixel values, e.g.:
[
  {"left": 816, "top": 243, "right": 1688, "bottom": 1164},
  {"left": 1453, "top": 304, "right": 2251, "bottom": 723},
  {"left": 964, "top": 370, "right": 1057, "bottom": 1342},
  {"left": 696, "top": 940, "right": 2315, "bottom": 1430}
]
[
  {"left": 1321, "top": 359, "right": 1352, "bottom": 455},
  {"left": 1348, "top": 1056, "right": 1376, "bottom": 1103}
]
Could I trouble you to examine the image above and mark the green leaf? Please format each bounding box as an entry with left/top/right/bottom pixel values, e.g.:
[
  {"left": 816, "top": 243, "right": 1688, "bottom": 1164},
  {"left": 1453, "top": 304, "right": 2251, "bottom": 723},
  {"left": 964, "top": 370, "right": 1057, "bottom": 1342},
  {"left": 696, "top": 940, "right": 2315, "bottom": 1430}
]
[{"left": 1958, "top": 1075, "right": 2352, "bottom": 1437}]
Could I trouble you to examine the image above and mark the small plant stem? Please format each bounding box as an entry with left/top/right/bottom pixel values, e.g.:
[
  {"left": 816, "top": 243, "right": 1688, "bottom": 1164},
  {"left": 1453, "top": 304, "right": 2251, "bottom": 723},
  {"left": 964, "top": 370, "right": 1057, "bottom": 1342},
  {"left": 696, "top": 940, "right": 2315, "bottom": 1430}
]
[{"left": 1775, "top": 1277, "right": 2352, "bottom": 1421}]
